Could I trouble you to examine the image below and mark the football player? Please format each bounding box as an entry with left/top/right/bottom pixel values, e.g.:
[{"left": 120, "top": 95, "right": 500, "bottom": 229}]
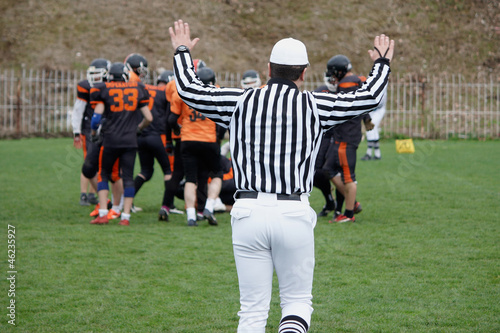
[
  {"left": 240, "top": 69, "right": 262, "bottom": 89},
  {"left": 167, "top": 66, "right": 222, "bottom": 226},
  {"left": 132, "top": 66, "right": 174, "bottom": 220},
  {"left": 89, "top": 62, "right": 152, "bottom": 226},
  {"left": 72, "top": 58, "right": 110, "bottom": 206}
]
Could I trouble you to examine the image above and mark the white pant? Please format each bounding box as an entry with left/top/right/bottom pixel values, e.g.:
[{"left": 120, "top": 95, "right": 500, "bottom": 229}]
[
  {"left": 231, "top": 193, "right": 316, "bottom": 332},
  {"left": 366, "top": 89, "right": 387, "bottom": 142}
]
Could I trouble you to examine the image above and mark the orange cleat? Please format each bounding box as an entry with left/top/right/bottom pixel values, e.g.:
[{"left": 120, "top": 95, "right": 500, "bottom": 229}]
[
  {"left": 334, "top": 214, "right": 355, "bottom": 223},
  {"left": 107, "top": 209, "right": 121, "bottom": 220}
]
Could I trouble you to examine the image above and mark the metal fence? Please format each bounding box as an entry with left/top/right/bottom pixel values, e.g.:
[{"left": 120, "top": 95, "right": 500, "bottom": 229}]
[{"left": 1, "top": 68, "right": 499, "bottom": 139}]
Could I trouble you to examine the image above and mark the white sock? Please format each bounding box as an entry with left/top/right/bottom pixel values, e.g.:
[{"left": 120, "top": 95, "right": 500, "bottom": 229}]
[
  {"left": 99, "top": 209, "right": 108, "bottom": 217},
  {"left": 186, "top": 207, "right": 196, "bottom": 221},
  {"left": 121, "top": 213, "right": 131, "bottom": 221},
  {"left": 111, "top": 205, "right": 121, "bottom": 212},
  {"left": 205, "top": 198, "right": 215, "bottom": 212},
  {"left": 373, "top": 141, "right": 381, "bottom": 158}
]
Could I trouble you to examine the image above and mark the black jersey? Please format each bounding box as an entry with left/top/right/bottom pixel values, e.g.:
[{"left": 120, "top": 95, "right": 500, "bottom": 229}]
[
  {"left": 333, "top": 75, "right": 371, "bottom": 146},
  {"left": 76, "top": 80, "right": 95, "bottom": 134},
  {"left": 141, "top": 84, "right": 170, "bottom": 136},
  {"left": 90, "top": 81, "right": 150, "bottom": 148}
]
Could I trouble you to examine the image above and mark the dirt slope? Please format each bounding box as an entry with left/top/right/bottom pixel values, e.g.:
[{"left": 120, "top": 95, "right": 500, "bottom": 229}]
[{"left": 0, "top": 0, "right": 498, "bottom": 78}]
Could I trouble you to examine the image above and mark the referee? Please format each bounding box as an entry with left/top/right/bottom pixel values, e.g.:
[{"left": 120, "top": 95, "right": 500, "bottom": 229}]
[{"left": 169, "top": 20, "right": 394, "bottom": 333}]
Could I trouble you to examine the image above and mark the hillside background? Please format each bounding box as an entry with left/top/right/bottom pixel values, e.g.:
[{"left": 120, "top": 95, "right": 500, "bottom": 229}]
[{"left": 0, "top": 0, "right": 499, "bottom": 80}]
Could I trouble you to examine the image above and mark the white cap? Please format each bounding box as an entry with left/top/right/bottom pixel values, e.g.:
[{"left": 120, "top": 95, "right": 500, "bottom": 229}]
[{"left": 270, "top": 38, "right": 309, "bottom": 66}]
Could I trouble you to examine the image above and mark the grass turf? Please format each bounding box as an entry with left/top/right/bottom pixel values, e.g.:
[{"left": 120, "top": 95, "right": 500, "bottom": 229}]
[{"left": 0, "top": 138, "right": 499, "bottom": 332}]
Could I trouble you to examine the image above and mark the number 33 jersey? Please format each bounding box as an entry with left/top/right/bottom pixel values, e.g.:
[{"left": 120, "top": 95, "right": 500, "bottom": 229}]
[{"left": 90, "top": 81, "right": 150, "bottom": 148}]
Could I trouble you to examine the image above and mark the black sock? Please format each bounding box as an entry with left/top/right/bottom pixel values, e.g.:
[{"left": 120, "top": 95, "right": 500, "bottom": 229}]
[
  {"left": 162, "top": 180, "right": 169, "bottom": 206},
  {"left": 335, "top": 189, "right": 344, "bottom": 213},
  {"left": 345, "top": 209, "right": 354, "bottom": 218},
  {"left": 314, "top": 170, "right": 333, "bottom": 206}
]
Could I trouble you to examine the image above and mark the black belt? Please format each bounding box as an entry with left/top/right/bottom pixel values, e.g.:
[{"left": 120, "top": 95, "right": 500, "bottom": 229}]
[{"left": 235, "top": 191, "right": 302, "bottom": 201}]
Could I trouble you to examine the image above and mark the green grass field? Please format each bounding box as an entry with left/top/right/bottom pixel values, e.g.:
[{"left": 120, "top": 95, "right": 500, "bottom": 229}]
[{"left": 1, "top": 138, "right": 499, "bottom": 332}]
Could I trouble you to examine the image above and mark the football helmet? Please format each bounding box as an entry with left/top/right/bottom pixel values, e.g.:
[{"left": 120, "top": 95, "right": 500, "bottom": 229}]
[
  {"left": 197, "top": 67, "right": 216, "bottom": 85},
  {"left": 124, "top": 53, "right": 149, "bottom": 79},
  {"left": 157, "top": 70, "right": 174, "bottom": 85},
  {"left": 87, "top": 58, "right": 111, "bottom": 86},
  {"left": 324, "top": 55, "right": 352, "bottom": 89},
  {"left": 108, "top": 62, "right": 129, "bottom": 82},
  {"left": 241, "top": 69, "right": 261, "bottom": 89},
  {"left": 193, "top": 59, "right": 206, "bottom": 72}
]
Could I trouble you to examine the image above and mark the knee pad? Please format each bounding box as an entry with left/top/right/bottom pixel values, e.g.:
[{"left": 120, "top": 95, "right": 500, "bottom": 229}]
[{"left": 81, "top": 161, "right": 98, "bottom": 179}]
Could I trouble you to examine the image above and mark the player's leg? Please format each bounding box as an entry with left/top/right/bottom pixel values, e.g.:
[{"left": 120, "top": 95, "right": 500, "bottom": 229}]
[
  {"left": 181, "top": 141, "right": 199, "bottom": 226},
  {"left": 83, "top": 135, "right": 99, "bottom": 205},
  {"left": 134, "top": 135, "right": 155, "bottom": 196},
  {"left": 201, "top": 142, "right": 222, "bottom": 225},
  {"left": 272, "top": 200, "right": 315, "bottom": 333},
  {"left": 146, "top": 135, "right": 173, "bottom": 220},
  {"left": 163, "top": 139, "right": 185, "bottom": 214},
  {"left": 314, "top": 135, "right": 335, "bottom": 216},
  {"left": 335, "top": 142, "right": 357, "bottom": 223},
  {"left": 364, "top": 104, "right": 385, "bottom": 160},
  {"left": 231, "top": 200, "right": 275, "bottom": 332},
  {"left": 117, "top": 148, "right": 138, "bottom": 226},
  {"left": 91, "top": 146, "right": 117, "bottom": 224}
]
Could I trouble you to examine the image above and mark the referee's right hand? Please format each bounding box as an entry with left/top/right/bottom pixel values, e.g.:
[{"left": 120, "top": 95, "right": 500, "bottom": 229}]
[{"left": 368, "top": 34, "right": 395, "bottom": 62}]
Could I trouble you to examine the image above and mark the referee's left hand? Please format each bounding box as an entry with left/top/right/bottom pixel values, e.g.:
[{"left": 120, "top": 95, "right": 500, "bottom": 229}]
[{"left": 169, "top": 20, "right": 200, "bottom": 51}]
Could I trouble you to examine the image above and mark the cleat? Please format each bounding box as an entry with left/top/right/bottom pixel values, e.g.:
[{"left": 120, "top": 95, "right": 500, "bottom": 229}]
[
  {"left": 80, "top": 194, "right": 90, "bottom": 206},
  {"left": 197, "top": 212, "right": 205, "bottom": 221},
  {"left": 213, "top": 198, "right": 227, "bottom": 213},
  {"left": 203, "top": 209, "right": 218, "bottom": 226},
  {"left": 90, "top": 215, "right": 109, "bottom": 225},
  {"left": 187, "top": 219, "right": 198, "bottom": 227},
  {"left": 354, "top": 202, "right": 363, "bottom": 214},
  {"left": 118, "top": 219, "right": 130, "bottom": 226},
  {"left": 91, "top": 200, "right": 111, "bottom": 216},
  {"left": 158, "top": 207, "right": 169, "bottom": 221},
  {"left": 334, "top": 214, "right": 355, "bottom": 223},
  {"left": 87, "top": 193, "right": 99, "bottom": 205},
  {"left": 361, "top": 154, "right": 372, "bottom": 161},
  {"left": 131, "top": 205, "right": 142, "bottom": 213},
  {"left": 107, "top": 209, "right": 121, "bottom": 220},
  {"left": 90, "top": 204, "right": 100, "bottom": 217},
  {"left": 168, "top": 207, "right": 184, "bottom": 215},
  {"left": 373, "top": 156, "right": 381, "bottom": 160},
  {"left": 318, "top": 203, "right": 336, "bottom": 217}
]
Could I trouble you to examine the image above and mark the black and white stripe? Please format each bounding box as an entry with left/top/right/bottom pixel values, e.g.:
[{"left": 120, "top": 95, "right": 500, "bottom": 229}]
[
  {"left": 278, "top": 315, "right": 309, "bottom": 333},
  {"left": 173, "top": 49, "right": 390, "bottom": 195}
]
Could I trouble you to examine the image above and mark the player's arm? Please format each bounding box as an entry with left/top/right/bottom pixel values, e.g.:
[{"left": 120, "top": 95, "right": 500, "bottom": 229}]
[
  {"left": 138, "top": 106, "right": 152, "bottom": 131},
  {"left": 71, "top": 99, "right": 86, "bottom": 148}
]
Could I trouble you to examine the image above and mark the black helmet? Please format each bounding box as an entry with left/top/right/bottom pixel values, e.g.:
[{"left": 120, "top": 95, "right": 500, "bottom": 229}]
[
  {"left": 108, "top": 62, "right": 129, "bottom": 82},
  {"left": 325, "top": 55, "right": 352, "bottom": 81},
  {"left": 87, "top": 58, "right": 111, "bottom": 86},
  {"left": 157, "top": 70, "right": 174, "bottom": 85},
  {"left": 124, "top": 53, "right": 149, "bottom": 78},
  {"left": 241, "top": 69, "right": 261, "bottom": 89},
  {"left": 197, "top": 67, "right": 216, "bottom": 85}
]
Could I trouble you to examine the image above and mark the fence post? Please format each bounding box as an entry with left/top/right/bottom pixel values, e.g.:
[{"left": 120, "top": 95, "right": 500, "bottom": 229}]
[{"left": 15, "top": 77, "right": 21, "bottom": 137}]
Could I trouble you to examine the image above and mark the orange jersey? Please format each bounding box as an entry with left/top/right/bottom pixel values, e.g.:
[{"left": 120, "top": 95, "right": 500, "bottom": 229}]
[
  {"left": 170, "top": 83, "right": 217, "bottom": 143},
  {"left": 166, "top": 80, "right": 182, "bottom": 140},
  {"left": 128, "top": 71, "right": 141, "bottom": 83}
]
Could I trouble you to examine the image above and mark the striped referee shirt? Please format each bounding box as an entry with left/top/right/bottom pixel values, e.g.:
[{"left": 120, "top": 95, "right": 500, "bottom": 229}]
[{"left": 173, "top": 48, "right": 390, "bottom": 195}]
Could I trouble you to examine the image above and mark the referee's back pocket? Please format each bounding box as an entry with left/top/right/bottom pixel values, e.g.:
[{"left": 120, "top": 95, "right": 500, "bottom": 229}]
[{"left": 230, "top": 207, "right": 252, "bottom": 226}]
